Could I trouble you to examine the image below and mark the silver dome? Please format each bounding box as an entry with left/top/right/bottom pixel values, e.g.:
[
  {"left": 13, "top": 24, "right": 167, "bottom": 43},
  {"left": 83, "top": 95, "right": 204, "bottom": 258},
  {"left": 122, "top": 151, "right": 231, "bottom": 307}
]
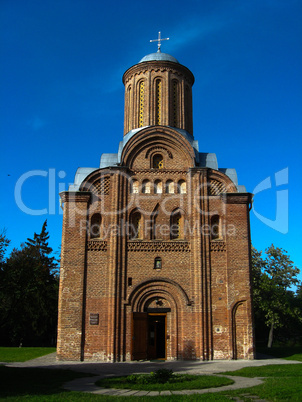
[{"left": 139, "top": 52, "right": 179, "bottom": 64}]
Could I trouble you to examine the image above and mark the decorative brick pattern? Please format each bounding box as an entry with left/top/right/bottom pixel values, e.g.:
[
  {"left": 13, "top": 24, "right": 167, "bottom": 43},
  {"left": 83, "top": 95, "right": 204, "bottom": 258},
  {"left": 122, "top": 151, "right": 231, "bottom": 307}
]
[
  {"left": 87, "top": 240, "right": 108, "bottom": 252},
  {"left": 127, "top": 241, "right": 190, "bottom": 252},
  {"left": 209, "top": 179, "right": 227, "bottom": 195},
  {"left": 210, "top": 241, "right": 226, "bottom": 252}
]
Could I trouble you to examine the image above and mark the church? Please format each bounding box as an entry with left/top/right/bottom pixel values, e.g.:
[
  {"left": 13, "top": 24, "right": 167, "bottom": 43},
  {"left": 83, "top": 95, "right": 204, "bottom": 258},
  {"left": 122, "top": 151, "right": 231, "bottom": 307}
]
[{"left": 57, "top": 34, "right": 254, "bottom": 361}]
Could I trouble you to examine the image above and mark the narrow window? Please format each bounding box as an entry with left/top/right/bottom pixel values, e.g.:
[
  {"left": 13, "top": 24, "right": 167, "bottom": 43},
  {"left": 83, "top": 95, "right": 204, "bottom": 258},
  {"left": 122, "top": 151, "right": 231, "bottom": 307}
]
[
  {"left": 154, "top": 257, "right": 162, "bottom": 270},
  {"left": 139, "top": 81, "right": 145, "bottom": 127},
  {"left": 127, "top": 86, "right": 132, "bottom": 132},
  {"left": 178, "top": 180, "right": 186, "bottom": 194},
  {"left": 166, "top": 180, "right": 174, "bottom": 194},
  {"left": 130, "top": 211, "right": 142, "bottom": 239},
  {"left": 142, "top": 180, "right": 151, "bottom": 194},
  {"left": 154, "top": 180, "right": 163, "bottom": 194},
  {"left": 153, "top": 154, "right": 163, "bottom": 169},
  {"left": 155, "top": 79, "right": 162, "bottom": 125},
  {"left": 172, "top": 80, "right": 178, "bottom": 127},
  {"left": 170, "top": 211, "right": 183, "bottom": 240},
  {"left": 211, "top": 215, "right": 220, "bottom": 240},
  {"left": 91, "top": 213, "right": 102, "bottom": 239},
  {"left": 131, "top": 180, "right": 139, "bottom": 194},
  {"left": 151, "top": 207, "right": 159, "bottom": 240}
]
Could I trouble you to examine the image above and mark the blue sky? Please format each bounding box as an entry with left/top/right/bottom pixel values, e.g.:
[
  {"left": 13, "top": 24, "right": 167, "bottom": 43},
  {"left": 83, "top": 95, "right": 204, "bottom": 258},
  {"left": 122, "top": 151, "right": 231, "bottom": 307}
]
[{"left": 1, "top": 0, "right": 302, "bottom": 281}]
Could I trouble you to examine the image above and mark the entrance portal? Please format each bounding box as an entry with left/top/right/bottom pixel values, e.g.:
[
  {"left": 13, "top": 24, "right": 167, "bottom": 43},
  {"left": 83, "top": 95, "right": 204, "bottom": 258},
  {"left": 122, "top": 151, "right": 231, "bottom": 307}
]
[
  {"left": 148, "top": 314, "right": 166, "bottom": 359},
  {"left": 132, "top": 313, "right": 166, "bottom": 360}
]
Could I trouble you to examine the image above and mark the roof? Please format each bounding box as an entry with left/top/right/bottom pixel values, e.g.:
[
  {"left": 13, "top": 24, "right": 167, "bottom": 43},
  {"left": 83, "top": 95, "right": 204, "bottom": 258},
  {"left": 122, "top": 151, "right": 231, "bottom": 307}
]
[{"left": 139, "top": 52, "right": 179, "bottom": 64}]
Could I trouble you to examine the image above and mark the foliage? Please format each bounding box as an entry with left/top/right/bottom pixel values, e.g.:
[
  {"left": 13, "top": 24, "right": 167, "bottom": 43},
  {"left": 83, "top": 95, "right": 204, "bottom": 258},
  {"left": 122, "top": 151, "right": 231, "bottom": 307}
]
[
  {"left": 0, "top": 347, "right": 56, "bottom": 362},
  {"left": 0, "top": 229, "right": 10, "bottom": 265},
  {"left": 251, "top": 244, "right": 302, "bottom": 347},
  {"left": 96, "top": 370, "right": 233, "bottom": 391},
  {"left": 0, "top": 221, "right": 59, "bottom": 346}
]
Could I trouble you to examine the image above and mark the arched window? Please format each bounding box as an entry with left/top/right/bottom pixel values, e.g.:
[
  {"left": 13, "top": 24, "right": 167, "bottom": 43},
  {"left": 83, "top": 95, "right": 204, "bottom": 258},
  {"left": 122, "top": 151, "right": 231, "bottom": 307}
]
[
  {"left": 154, "top": 180, "right": 163, "bottom": 194},
  {"left": 139, "top": 81, "right": 145, "bottom": 127},
  {"left": 155, "top": 79, "right": 162, "bottom": 125},
  {"left": 151, "top": 206, "right": 159, "bottom": 240},
  {"left": 154, "top": 257, "right": 162, "bottom": 270},
  {"left": 130, "top": 211, "right": 142, "bottom": 239},
  {"left": 166, "top": 180, "right": 174, "bottom": 194},
  {"left": 172, "top": 80, "right": 179, "bottom": 127},
  {"left": 142, "top": 180, "right": 151, "bottom": 194},
  {"left": 211, "top": 215, "right": 220, "bottom": 240},
  {"left": 178, "top": 180, "right": 186, "bottom": 194},
  {"left": 152, "top": 154, "right": 163, "bottom": 169},
  {"left": 170, "top": 210, "right": 183, "bottom": 240},
  {"left": 127, "top": 85, "right": 132, "bottom": 132},
  {"left": 131, "top": 179, "right": 139, "bottom": 194},
  {"left": 90, "top": 213, "right": 102, "bottom": 239}
]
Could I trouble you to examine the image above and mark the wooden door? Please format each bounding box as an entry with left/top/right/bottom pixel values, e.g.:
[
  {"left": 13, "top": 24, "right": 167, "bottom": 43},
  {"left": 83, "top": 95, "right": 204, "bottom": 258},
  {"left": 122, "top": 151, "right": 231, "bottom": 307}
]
[{"left": 132, "top": 312, "right": 148, "bottom": 360}]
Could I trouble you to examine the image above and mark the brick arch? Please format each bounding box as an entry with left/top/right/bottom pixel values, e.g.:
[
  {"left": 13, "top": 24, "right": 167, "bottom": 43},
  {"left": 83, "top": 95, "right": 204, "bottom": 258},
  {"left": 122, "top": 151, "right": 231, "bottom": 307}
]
[
  {"left": 208, "top": 170, "right": 237, "bottom": 194},
  {"left": 120, "top": 126, "right": 195, "bottom": 169},
  {"left": 232, "top": 300, "right": 248, "bottom": 359},
  {"left": 127, "top": 278, "right": 192, "bottom": 312}
]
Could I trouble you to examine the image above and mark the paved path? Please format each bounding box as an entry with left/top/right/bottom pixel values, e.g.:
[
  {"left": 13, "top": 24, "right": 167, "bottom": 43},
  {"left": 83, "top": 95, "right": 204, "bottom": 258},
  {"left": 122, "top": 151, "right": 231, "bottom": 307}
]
[{"left": 6, "top": 353, "right": 301, "bottom": 397}]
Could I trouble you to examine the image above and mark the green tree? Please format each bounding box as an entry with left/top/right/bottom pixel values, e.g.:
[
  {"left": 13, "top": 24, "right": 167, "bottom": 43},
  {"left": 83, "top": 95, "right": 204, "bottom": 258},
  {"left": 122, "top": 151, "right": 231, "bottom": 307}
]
[
  {"left": 0, "top": 221, "right": 59, "bottom": 346},
  {"left": 251, "top": 244, "right": 301, "bottom": 348}
]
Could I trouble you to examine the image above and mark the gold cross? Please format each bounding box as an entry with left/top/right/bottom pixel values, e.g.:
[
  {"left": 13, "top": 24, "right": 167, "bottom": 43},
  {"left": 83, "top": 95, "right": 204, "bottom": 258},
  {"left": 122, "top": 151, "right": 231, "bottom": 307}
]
[{"left": 150, "top": 31, "right": 169, "bottom": 52}]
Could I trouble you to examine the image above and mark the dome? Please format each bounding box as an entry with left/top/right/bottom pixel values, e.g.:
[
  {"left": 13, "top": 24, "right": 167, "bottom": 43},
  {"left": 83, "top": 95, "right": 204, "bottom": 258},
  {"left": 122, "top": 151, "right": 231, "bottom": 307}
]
[{"left": 139, "top": 52, "right": 179, "bottom": 64}]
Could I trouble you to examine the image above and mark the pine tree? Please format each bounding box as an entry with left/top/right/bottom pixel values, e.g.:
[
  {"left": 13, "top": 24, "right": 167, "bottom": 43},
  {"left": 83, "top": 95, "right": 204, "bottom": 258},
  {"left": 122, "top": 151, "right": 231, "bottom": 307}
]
[{"left": 0, "top": 221, "right": 59, "bottom": 346}]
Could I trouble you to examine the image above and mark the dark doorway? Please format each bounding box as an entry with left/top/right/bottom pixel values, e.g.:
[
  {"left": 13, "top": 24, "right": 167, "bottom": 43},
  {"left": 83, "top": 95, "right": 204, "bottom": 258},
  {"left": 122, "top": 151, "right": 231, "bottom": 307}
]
[{"left": 148, "top": 314, "right": 166, "bottom": 359}]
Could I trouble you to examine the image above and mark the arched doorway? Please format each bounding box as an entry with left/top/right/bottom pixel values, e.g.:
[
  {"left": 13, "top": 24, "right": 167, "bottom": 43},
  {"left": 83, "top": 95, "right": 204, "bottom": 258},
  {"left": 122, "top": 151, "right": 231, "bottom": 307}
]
[
  {"left": 128, "top": 279, "right": 191, "bottom": 361},
  {"left": 132, "top": 296, "right": 170, "bottom": 360}
]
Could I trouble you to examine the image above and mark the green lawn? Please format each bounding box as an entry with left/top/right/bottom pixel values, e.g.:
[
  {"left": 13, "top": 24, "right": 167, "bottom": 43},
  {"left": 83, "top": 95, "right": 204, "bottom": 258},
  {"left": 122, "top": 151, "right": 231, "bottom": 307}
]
[
  {"left": 0, "top": 347, "right": 56, "bottom": 362},
  {"left": 96, "top": 373, "right": 233, "bottom": 391},
  {"left": 257, "top": 345, "right": 302, "bottom": 361},
  {"left": 0, "top": 346, "right": 302, "bottom": 400}
]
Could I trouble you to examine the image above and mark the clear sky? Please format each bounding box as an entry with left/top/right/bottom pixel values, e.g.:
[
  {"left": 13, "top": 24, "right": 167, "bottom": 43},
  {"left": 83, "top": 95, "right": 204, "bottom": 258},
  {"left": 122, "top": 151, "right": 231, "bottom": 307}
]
[{"left": 1, "top": 0, "right": 301, "bottom": 282}]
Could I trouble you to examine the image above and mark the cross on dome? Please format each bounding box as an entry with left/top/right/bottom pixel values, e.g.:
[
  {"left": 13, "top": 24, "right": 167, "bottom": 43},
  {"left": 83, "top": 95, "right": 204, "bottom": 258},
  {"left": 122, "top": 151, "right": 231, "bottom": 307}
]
[{"left": 150, "top": 31, "right": 169, "bottom": 53}]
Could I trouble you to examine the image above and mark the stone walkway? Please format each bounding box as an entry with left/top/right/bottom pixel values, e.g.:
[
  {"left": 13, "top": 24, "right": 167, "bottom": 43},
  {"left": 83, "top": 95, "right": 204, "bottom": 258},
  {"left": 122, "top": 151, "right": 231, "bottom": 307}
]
[{"left": 6, "top": 352, "right": 301, "bottom": 398}]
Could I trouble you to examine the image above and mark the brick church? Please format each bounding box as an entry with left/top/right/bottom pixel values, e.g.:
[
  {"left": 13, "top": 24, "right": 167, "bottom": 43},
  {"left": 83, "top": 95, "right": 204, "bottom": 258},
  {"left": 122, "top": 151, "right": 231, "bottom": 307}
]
[{"left": 57, "top": 36, "right": 254, "bottom": 361}]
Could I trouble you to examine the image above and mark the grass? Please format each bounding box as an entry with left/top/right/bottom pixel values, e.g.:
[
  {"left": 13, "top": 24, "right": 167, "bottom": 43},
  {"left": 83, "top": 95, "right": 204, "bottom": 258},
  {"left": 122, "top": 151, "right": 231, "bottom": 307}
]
[
  {"left": 219, "top": 364, "right": 302, "bottom": 401},
  {"left": 0, "top": 346, "right": 301, "bottom": 400},
  {"left": 257, "top": 345, "right": 302, "bottom": 361},
  {"left": 0, "top": 347, "right": 56, "bottom": 362},
  {"left": 96, "top": 373, "right": 233, "bottom": 391}
]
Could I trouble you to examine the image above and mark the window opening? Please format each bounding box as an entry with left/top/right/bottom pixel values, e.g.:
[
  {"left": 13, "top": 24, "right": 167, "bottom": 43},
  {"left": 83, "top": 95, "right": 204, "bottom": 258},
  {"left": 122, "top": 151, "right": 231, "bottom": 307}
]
[
  {"left": 171, "top": 212, "right": 182, "bottom": 240},
  {"left": 211, "top": 215, "right": 220, "bottom": 240},
  {"left": 153, "top": 154, "right": 163, "bottom": 169},
  {"left": 173, "top": 80, "right": 178, "bottom": 127},
  {"left": 155, "top": 79, "right": 162, "bottom": 125},
  {"left": 154, "top": 257, "right": 162, "bottom": 270},
  {"left": 178, "top": 180, "right": 186, "bottom": 194},
  {"left": 131, "top": 180, "right": 139, "bottom": 194},
  {"left": 90, "top": 213, "right": 102, "bottom": 239},
  {"left": 142, "top": 180, "right": 151, "bottom": 194},
  {"left": 154, "top": 180, "right": 163, "bottom": 194},
  {"left": 166, "top": 180, "right": 174, "bottom": 194},
  {"left": 130, "top": 212, "right": 142, "bottom": 239},
  {"left": 139, "top": 81, "right": 145, "bottom": 127}
]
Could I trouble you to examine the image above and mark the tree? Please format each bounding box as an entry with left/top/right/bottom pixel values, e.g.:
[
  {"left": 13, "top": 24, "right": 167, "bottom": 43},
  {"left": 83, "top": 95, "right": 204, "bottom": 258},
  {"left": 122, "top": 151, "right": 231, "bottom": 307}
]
[
  {"left": 251, "top": 244, "right": 301, "bottom": 348},
  {"left": 0, "top": 221, "right": 59, "bottom": 346}
]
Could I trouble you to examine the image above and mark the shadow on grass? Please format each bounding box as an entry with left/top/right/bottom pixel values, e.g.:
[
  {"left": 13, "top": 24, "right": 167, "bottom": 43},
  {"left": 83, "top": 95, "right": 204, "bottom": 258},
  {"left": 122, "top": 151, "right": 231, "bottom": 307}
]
[
  {"left": 256, "top": 346, "right": 302, "bottom": 361},
  {"left": 0, "top": 366, "right": 93, "bottom": 398}
]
